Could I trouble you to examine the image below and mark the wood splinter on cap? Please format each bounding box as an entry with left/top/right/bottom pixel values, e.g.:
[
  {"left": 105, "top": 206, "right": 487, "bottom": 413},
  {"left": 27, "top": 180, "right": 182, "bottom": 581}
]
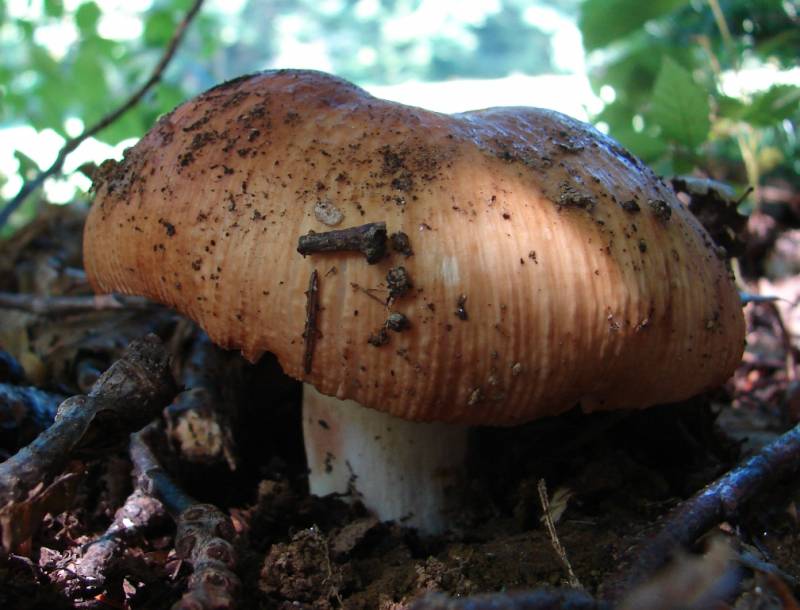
[
  {"left": 84, "top": 69, "right": 745, "bottom": 534},
  {"left": 302, "top": 269, "right": 320, "bottom": 375}
]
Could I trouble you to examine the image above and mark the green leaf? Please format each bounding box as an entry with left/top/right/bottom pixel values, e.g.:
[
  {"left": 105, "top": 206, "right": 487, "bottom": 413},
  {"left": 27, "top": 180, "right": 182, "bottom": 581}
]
[
  {"left": 97, "top": 110, "right": 148, "bottom": 144},
  {"left": 44, "top": 0, "right": 64, "bottom": 18},
  {"left": 742, "top": 85, "right": 800, "bottom": 127},
  {"left": 608, "top": 127, "right": 668, "bottom": 163},
  {"left": 144, "top": 9, "right": 177, "bottom": 47},
  {"left": 156, "top": 82, "right": 186, "bottom": 113},
  {"left": 716, "top": 95, "right": 746, "bottom": 120},
  {"left": 14, "top": 150, "right": 39, "bottom": 179},
  {"left": 75, "top": 2, "right": 101, "bottom": 35},
  {"left": 16, "top": 18, "right": 35, "bottom": 41},
  {"left": 579, "top": 0, "right": 691, "bottom": 51},
  {"left": 649, "top": 57, "right": 710, "bottom": 148}
]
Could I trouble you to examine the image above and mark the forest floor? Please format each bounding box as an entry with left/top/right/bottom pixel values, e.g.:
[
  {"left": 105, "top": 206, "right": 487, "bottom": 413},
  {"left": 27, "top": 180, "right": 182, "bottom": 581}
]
[{"left": 2, "top": 196, "right": 800, "bottom": 609}]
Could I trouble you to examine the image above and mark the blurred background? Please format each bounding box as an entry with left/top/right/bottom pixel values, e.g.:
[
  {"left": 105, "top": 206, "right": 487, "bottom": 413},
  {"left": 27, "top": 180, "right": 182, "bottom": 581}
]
[{"left": 0, "top": 0, "right": 797, "bottom": 233}]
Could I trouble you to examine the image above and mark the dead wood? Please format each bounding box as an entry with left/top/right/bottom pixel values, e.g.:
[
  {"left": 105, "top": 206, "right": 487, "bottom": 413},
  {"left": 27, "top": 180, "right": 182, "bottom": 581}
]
[
  {"left": 0, "top": 335, "right": 176, "bottom": 509},
  {"left": 603, "top": 419, "right": 800, "bottom": 601},
  {"left": 52, "top": 489, "right": 167, "bottom": 598},
  {"left": 410, "top": 589, "right": 608, "bottom": 610},
  {"left": 131, "top": 424, "right": 240, "bottom": 609},
  {"left": 0, "top": 292, "right": 156, "bottom": 315},
  {"left": 164, "top": 330, "right": 239, "bottom": 469}
]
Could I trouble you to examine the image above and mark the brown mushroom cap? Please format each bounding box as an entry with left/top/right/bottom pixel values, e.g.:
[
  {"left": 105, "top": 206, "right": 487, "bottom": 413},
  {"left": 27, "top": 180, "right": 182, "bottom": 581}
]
[{"left": 84, "top": 69, "right": 745, "bottom": 425}]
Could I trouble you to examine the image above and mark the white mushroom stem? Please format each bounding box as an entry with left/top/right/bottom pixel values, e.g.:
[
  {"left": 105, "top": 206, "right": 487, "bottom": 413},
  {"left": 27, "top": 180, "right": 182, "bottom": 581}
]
[{"left": 302, "top": 383, "right": 468, "bottom": 534}]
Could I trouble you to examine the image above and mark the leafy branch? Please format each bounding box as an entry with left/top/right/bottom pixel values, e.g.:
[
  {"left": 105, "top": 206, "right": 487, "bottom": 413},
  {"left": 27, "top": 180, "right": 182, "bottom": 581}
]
[{"left": 0, "top": 0, "right": 206, "bottom": 230}]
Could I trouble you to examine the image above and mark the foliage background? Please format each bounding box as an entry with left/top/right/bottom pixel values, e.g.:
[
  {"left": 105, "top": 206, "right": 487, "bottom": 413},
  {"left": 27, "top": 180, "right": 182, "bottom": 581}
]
[{"left": 0, "top": 0, "right": 797, "bottom": 229}]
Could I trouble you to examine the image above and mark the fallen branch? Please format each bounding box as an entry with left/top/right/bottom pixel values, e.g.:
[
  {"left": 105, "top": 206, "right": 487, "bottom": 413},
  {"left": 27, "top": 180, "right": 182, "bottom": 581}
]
[
  {"left": 410, "top": 589, "right": 608, "bottom": 610},
  {"left": 0, "top": 0, "right": 206, "bottom": 229},
  {"left": 603, "top": 420, "right": 800, "bottom": 601},
  {"left": 0, "top": 292, "right": 156, "bottom": 315},
  {"left": 131, "top": 424, "right": 240, "bottom": 610},
  {"left": 53, "top": 489, "right": 167, "bottom": 599},
  {"left": 0, "top": 335, "right": 176, "bottom": 508}
]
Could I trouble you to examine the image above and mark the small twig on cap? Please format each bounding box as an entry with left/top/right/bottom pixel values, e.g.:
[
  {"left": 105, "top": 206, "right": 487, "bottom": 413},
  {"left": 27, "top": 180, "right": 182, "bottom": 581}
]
[
  {"left": 538, "top": 478, "right": 582, "bottom": 590},
  {"left": 0, "top": 292, "right": 157, "bottom": 315},
  {"left": 602, "top": 420, "right": 800, "bottom": 601},
  {"left": 302, "top": 269, "right": 320, "bottom": 375},
  {"left": 130, "top": 424, "right": 240, "bottom": 610},
  {"left": 350, "top": 282, "right": 386, "bottom": 305},
  {"left": 0, "top": 0, "right": 206, "bottom": 229},
  {"left": 297, "top": 221, "right": 388, "bottom": 264}
]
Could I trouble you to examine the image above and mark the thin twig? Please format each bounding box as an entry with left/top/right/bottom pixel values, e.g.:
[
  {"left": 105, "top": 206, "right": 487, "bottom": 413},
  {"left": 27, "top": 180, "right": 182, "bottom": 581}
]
[
  {"left": 0, "top": 292, "right": 156, "bottom": 315},
  {"left": 0, "top": 0, "right": 206, "bottom": 228},
  {"left": 603, "top": 420, "right": 800, "bottom": 601},
  {"left": 538, "top": 478, "right": 582, "bottom": 590}
]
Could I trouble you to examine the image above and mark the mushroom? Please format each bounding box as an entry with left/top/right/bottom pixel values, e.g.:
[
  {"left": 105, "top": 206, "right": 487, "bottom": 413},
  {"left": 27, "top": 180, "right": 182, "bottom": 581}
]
[{"left": 83, "top": 70, "right": 745, "bottom": 534}]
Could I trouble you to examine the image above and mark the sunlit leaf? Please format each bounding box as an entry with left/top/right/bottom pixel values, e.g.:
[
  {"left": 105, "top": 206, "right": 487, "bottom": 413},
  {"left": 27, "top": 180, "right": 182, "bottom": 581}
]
[
  {"left": 609, "top": 127, "right": 668, "bottom": 163},
  {"left": 144, "top": 9, "right": 177, "bottom": 47},
  {"left": 44, "top": 0, "right": 64, "bottom": 18},
  {"left": 742, "top": 85, "right": 800, "bottom": 127},
  {"left": 75, "top": 2, "right": 101, "bottom": 35},
  {"left": 579, "top": 0, "right": 691, "bottom": 50},
  {"left": 649, "top": 57, "right": 710, "bottom": 148},
  {"left": 14, "top": 151, "right": 39, "bottom": 180},
  {"left": 96, "top": 110, "right": 149, "bottom": 145},
  {"left": 716, "top": 95, "right": 746, "bottom": 120},
  {"left": 16, "top": 18, "right": 35, "bottom": 41},
  {"left": 156, "top": 82, "right": 186, "bottom": 113}
]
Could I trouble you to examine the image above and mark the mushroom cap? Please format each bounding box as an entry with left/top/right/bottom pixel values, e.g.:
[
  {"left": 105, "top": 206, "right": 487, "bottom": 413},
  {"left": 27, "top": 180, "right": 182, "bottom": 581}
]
[{"left": 84, "top": 69, "right": 745, "bottom": 425}]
